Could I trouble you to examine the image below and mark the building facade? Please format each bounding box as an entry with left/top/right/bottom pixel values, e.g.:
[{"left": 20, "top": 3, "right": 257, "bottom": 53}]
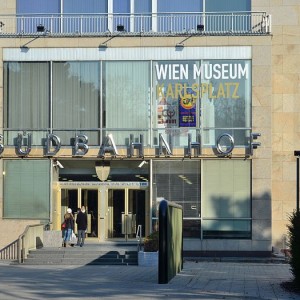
[{"left": 0, "top": 0, "right": 298, "bottom": 256}]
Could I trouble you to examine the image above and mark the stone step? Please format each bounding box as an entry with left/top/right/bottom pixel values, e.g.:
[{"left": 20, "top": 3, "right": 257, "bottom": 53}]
[
  {"left": 27, "top": 250, "right": 138, "bottom": 256},
  {"left": 23, "top": 257, "right": 138, "bottom": 265},
  {"left": 23, "top": 245, "right": 138, "bottom": 265}
]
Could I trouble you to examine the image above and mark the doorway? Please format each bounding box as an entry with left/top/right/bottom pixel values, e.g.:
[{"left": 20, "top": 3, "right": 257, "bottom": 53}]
[
  {"left": 81, "top": 190, "right": 98, "bottom": 237},
  {"left": 107, "top": 189, "right": 145, "bottom": 241},
  {"left": 61, "top": 188, "right": 98, "bottom": 237},
  {"left": 60, "top": 184, "right": 147, "bottom": 241}
]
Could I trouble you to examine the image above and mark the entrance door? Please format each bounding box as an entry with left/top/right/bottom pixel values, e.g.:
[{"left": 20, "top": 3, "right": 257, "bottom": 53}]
[
  {"left": 107, "top": 189, "right": 145, "bottom": 240},
  {"left": 81, "top": 190, "right": 98, "bottom": 238},
  {"left": 61, "top": 188, "right": 98, "bottom": 238},
  {"left": 61, "top": 189, "right": 78, "bottom": 219}
]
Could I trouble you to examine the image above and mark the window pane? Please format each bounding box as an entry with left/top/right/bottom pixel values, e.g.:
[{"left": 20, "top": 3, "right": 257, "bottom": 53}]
[
  {"left": 135, "top": 0, "right": 151, "bottom": 13},
  {"left": 114, "top": 0, "right": 130, "bottom": 13},
  {"left": 153, "top": 60, "right": 201, "bottom": 146},
  {"left": 158, "top": 0, "right": 202, "bottom": 13},
  {"left": 17, "top": 0, "right": 60, "bottom": 32},
  {"left": 206, "top": 0, "right": 250, "bottom": 12},
  {"left": 152, "top": 160, "right": 200, "bottom": 218},
  {"left": 205, "top": 0, "right": 251, "bottom": 32},
  {"left": 201, "top": 60, "right": 251, "bottom": 146},
  {"left": 113, "top": 0, "right": 130, "bottom": 31},
  {"left": 4, "top": 62, "right": 49, "bottom": 145},
  {"left": 103, "top": 61, "right": 150, "bottom": 145},
  {"left": 52, "top": 62, "right": 100, "bottom": 145},
  {"left": 202, "top": 160, "right": 251, "bottom": 239},
  {"left": 17, "top": 0, "right": 60, "bottom": 14},
  {"left": 64, "top": 0, "right": 107, "bottom": 13},
  {"left": 63, "top": 0, "right": 108, "bottom": 32},
  {"left": 202, "top": 220, "right": 251, "bottom": 239},
  {"left": 135, "top": 0, "right": 152, "bottom": 31},
  {"left": 183, "top": 219, "right": 201, "bottom": 238},
  {"left": 152, "top": 160, "right": 201, "bottom": 238},
  {"left": 3, "top": 160, "right": 50, "bottom": 219}
]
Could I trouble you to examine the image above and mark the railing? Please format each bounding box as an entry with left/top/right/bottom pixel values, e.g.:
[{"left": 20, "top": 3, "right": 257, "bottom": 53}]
[
  {"left": 0, "top": 12, "right": 271, "bottom": 36},
  {"left": 136, "top": 224, "right": 143, "bottom": 251},
  {"left": 0, "top": 239, "right": 18, "bottom": 261},
  {"left": 0, "top": 224, "right": 44, "bottom": 263}
]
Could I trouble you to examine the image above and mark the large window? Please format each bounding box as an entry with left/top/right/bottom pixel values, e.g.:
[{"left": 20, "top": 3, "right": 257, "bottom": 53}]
[
  {"left": 103, "top": 61, "right": 151, "bottom": 145},
  {"left": 201, "top": 60, "right": 252, "bottom": 147},
  {"left": 52, "top": 62, "right": 100, "bottom": 145},
  {"left": 153, "top": 60, "right": 201, "bottom": 146},
  {"left": 4, "top": 62, "right": 50, "bottom": 145},
  {"left": 3, "top": 160, "right": 50, "bottom": 219},
  {"left": 3, "top": 59, "right": 251, "bottom": 149},
  {"left": 153, "top": 59, "right": 251, "bottom": 147},
  {"left": 152, "top": 159, "right": 251, "bottom": 239},
  {"left": 152, "top": 160, "right": 201, "bottom": 238},
  {"left": 202, "top": 160, "right": 251, "bottom": 239}
]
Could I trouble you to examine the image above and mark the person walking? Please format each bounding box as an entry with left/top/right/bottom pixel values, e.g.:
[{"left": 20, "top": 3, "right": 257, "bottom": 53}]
[
  {"left": 76, "top": 206, "right": 87, "bottom": 247},
  {"left": 63, "top": 208, "right": 74, "bottom": 247}
]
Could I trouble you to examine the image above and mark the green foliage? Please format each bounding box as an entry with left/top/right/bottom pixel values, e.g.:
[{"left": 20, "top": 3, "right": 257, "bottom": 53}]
[
  {"left": 143, "top": 231, "right": 159, "bottom": 252},
  {"left": 287, "top": 210, "right": 300, "bottom": 285}
]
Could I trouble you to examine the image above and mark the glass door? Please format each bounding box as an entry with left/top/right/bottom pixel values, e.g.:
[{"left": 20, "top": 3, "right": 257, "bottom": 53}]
[
  {"left": 61, "top": 188, "right": 99, "bottom": 237},
  {"left": 81, "top": 189, "right": 98, "bottom": 238},
  {"left": 61, "top": 189, "right": 78, "bottom": 222},
  {"left": 107, "top": 189, "right": 145, "bottom": 241}
]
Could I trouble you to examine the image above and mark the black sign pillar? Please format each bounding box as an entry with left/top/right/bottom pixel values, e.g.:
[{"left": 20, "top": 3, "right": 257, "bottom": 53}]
[{"left": 294, "top": 151, "right": 300, "bottom": 212}]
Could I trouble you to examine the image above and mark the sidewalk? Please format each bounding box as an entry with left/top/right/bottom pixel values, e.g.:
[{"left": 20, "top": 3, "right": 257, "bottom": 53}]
[{"left": 0, "top": 260, "right": 299, "bottom": 300}]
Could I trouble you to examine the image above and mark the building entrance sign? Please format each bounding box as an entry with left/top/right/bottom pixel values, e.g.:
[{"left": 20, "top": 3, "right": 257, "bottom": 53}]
[{"left": 0, "top": 131, "right": 260, "bottom": 158}]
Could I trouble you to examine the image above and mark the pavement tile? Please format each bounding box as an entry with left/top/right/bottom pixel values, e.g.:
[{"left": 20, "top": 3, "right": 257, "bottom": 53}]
[{"left": 0, "top": 260, "right": 299, "bottom": 299}]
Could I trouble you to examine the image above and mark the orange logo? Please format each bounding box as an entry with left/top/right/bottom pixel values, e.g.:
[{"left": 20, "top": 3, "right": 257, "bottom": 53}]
[{"left": 180, "top": 95, "right": 195, "bottom": 110}]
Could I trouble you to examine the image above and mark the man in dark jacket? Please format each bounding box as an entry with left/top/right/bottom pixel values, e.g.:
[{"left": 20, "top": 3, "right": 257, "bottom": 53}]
[{"left": 76, "top": 206, "right": 88, "bottom": 247}]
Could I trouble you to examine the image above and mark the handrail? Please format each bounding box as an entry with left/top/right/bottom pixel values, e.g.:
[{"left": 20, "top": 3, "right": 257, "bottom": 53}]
[
  {"left": 17, "top": 224, "right": 44, "bottom": 263},
  {"left": 0, "top": 224, "right": 44, "bottom": 263},
  {"left": 136, "top": 224, "right": 142, "bottom": 251}
]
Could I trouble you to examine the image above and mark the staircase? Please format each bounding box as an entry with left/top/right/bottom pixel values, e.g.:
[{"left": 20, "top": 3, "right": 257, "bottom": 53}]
[{"left": 22, "top": 242, "right": 139, "bottom": 266}]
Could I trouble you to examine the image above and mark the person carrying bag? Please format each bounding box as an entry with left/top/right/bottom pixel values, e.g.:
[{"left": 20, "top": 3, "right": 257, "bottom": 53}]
[{"left": 63, "top": 208, "right": 74, "bottom": 247}]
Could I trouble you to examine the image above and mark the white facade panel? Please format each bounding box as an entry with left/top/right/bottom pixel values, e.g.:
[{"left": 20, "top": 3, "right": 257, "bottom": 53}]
[{"left": 3, "top": 46, "right": 251, "bottom": 61}]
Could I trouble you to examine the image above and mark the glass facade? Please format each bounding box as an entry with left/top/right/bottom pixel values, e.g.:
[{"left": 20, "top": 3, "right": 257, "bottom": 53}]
[
  {"left": 3, "top": 160, "right": 50, "bottom": 219},
  {"left": 202, "top": 160, "right": 251, "bottom": 238},
  {"left": 3, "top": 62, "right": 50, "bottom": 145},
  {"left": 103, "top": 61, "right": 151, "bottom": 145},
  {"left": 17, "top": 0, "right": 250, "bottom": 14},
  {"left": 52, "top": 61, "right": 100, "bottom": 145},
  {"left": 152, "top": 159, "right": 251, "bottom": 239},
  {"left": 4, "top": 59, "right": 251, "bottom": 148},
  {"left": 3, "top": 59, "right": 252, "bottom": 238},
  {"left": 16, "top": 0, "right": 252, "bottom": 34}
]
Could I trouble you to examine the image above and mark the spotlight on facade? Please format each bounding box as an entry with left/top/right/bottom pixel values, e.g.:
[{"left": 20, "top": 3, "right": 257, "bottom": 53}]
[
  {"left": 197, "top": 24, "right": 204, "bottom": 31},
  {"left": 117, "top": 24, "right": 125, "bottom": 32},
  {"left": 250, "top": 132, "right": 261, "bottom": 155},
  {"left": 37, "top": 24, "right": 45, "bottom": 32},
  {"left": 175, "top": 43, "right": 184, "bottom": 49},
  {"left": 99, "top": 43, "right": 108, "bottom": 49}
]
